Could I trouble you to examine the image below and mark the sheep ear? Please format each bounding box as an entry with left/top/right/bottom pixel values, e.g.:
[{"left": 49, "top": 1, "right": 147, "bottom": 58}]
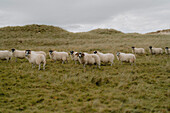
[{"left": 82, "top": 53, "right": 85, "bottom": 57}]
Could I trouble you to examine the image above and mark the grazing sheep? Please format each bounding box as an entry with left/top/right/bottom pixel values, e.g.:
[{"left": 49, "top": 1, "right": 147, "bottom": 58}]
[
  {"left": 149, "top": 46, "right": 163, "bottom": 54},
  {"left": 94, "top": 51, "right": 114, "bottom": 66},
  {"left": 76, "top": 52, "right": 100, "bottom": 68},
  {"left": 165, "top": 47, "right": 170, "bottom": 54},
  {"left": 132, "top": 47, "right": 145, "bottom": 54},
  {"left": 0, "top": 50, "right": 12, "bottom": 62},
  {"left": 25, "top": 50, "right": 46, "bottom": 70},
  {"left": 49, "top": 50, "right": 69, "bottom": 64},
  {"left": 70, "top": 51, "right": 79, "bottom": 64},
  {"left": 116, "top": 52, "right": 136, "bottom": 65}
]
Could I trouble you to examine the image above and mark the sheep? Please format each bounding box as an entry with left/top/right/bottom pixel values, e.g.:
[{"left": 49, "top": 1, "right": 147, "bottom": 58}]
[
  {"left": 131, "top": 47, "right": 145, "bottom": 54},
  {"left": 149, "top": 46, "right": 163, "bottom": 54},
  {"left": 94, "top": 51, "right": 114, "bottom": 66},
  {"left": 25, "top": 50, "right": 46, "bottom": 70},
  {"left": 49, "top": 50, "right": 69, "bottom": 64},
  {"left": 165, "top": 47, "right": 170, "bottom": 54},
  {"left": 11, "top": 49, "right": 47, "bottom": 62},
  {"left": 11, "top": 49, "right": 26, "bottom": 62},
  {"left": 76, "top": 52, "right": 101, "bottom": 68},
  {"left": 70, "top": 51, "right": 79, "bottom": 64},
  {"left": 116, "top": 52, "right": 136, "bottom": 65},
  {"left": 0, "top": 50, "right": 12, "bottom": 62}
]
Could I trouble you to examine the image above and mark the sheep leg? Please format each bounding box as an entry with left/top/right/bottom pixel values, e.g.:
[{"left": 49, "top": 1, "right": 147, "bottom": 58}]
[
  {"left": 98, "top": 64, "right": 100, "bottom": 69},
  {"left": 110, "top": 61, "right": 114, "bottom": 66},
  {"left": 43, "top": 63, "right": 45, "bottom": 70},
  {"left": 62, "top": 61, "right": 65, "bottom": 64},
  {"left": 75, "top": 61, "right": 77, "bottom": 64},
  {"left": 15, "top": 58, "right": 17, "bottom": 62},
  {"left": 8, "top": 57, "right": 11, "bottom": 62},
  {"left": 32, "top": 64, "right": 35, "bottom": 68},
  {"left": 6, "top": 58, "right": 9, "bottom": 62},
  {"left": 38, "top": 63, "right": 41, "bottom": 70}
]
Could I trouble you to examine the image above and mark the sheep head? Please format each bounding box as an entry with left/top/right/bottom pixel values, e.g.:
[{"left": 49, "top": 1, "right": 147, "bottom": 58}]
[
  {"left": 94, "top": 51, "right": 97, "bottom": 54},
  {"left": 70, "top": 51, "right": 74, "bottom": 55},
  {"left": 49, "top": 50, "right": 53, "bottom": 54},
  {"left": 11, "top": 48, "right": 15, "bottom": 53},
  {"left": 25, "top": 50, "right": 31, "bottom": 56},
  {"left": 78, "top": 52, "right": 85, "bottom": 58}
]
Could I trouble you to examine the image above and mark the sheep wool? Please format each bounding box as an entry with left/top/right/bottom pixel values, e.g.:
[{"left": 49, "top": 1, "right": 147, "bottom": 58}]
[
  {"left": 0, "top": 50, "right": 12, "bottom": 62},
  {"left": 25, "top": 50, "right": 46, "bottom": 70},
  {"left": 11, "top": 49, "right": 25, "bottom": 62},
  {"left": 131, "top": 47, "right": 145, "bottom": 54},
  {"left": 149, "top": 46, "right": 163, "bottom": 54},
  {"left": 94, "top": 51, "right": 114, "bottom": 66},
  {"left": 77, "top": 52, "right": 101, "bottom": 68},
  {"left": 49, "top": 50, "right": 68, "bottom": 64},
  {"left": 116, "top": 52, "right": 136, "bottom": 65},
  {"left": 32, "top": 51, "right": 46, "bottom": 57},
  {"left": 70, "top": 51, "right": 79, "bottom": 64}
]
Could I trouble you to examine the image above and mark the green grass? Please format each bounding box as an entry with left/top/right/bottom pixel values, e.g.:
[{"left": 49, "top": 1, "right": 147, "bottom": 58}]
[{"left": 0, "top": 25, "right": 170, "bottom": 112}]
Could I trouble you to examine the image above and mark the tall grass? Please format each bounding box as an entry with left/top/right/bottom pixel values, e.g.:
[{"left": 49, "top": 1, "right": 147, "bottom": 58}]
[{"left": 0, "top": 25, "right": 169, "bottom": 112}]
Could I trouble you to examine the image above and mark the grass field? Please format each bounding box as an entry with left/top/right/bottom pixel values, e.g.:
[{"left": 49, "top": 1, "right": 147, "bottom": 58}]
[{"left": 0, "top": 25, "right": 170, "bottom": 112}]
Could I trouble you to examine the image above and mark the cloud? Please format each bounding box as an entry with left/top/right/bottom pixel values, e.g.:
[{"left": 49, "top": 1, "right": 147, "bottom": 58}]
[{"left": 0, "top": 0, "right": 170, "bottom": 33}]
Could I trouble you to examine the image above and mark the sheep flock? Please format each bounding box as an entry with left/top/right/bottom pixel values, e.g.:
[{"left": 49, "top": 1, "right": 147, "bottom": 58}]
[{"left": 0, "top": 47, "right": 169, "bottom": 70}]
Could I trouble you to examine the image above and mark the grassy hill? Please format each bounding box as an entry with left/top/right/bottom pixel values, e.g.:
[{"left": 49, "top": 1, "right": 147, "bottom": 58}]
[
  {"left": 147, "top": 29, "right": 170, "bottom": 35},
  {"left": 0, "top": 25, "right": 169, "bottom": 112},
  {"left": 88, "top": 28, "right": 123, "bottom": 35}
]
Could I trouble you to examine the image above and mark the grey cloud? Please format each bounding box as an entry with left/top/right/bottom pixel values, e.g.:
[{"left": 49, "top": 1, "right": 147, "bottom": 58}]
[{"left": 0, "top": 0, "right": 170, "bottom": 33}]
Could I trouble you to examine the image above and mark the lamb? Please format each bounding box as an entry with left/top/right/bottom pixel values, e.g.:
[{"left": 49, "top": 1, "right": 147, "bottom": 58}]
[
  {"left": 149, "top": 46, "right": 163, "bottom": 54},
  {"left": 131, "top": 47, "right": 145, "bottom": 54},
  {"left": 25, "top": 50, "right": 46, "bottom": 70},
  {"left": 11, "top": 49, "right": 25, "bottom": 62},
  {"left": 70, "top": 51, "right": 79, "bottom": 64},
  {"left": 0, "top": 50, "right": 12, "bottom": 62},
  {"left": 116, "top": 52, "right": 136, "bottom": 65},
  {"left": 49, "top": 50, "right": 69, "bottom": 64},
  {"left": 94, "top": 51, "right": 114, "bottom": 66},
  {"left": 165, "top": 47, "right": 170, "bottom": 54},
  {"left": 76, "top": 52, "right": 101, "bottom": 68}
]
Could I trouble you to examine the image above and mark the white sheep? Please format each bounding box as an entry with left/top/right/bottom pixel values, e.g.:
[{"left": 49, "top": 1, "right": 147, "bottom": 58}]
[
  {"left": 70, "top": 51, "right": 79, "bottom": 64},
  {"left": 11, "top": 49, "right": 26, "bottom": 62},
  {"left": 132, "top": 47, "right": 145, "bottom": 54},
  {"left": 76, "top": 52, "right": 101, "bottom": 68},
  {"left": 94, "top": 51, "right": 114, "bottom": 66},
  {"left": 0, "top": 50, "right": 12, "bottom": 62},
  {"left": 116, "top": 52, "right": 136, "bottom": 65},
  {"left": 25, "top": 50, "right": 46, "bottom": 70},
  {"left": 149, "top": 46, "right": 163, "bottom": 54},
  {"left": 49, "top": 50, "right": 69, "bottom": 64},
  {"left": 165, "top": 47, "right": 170, "bottom": 54}
]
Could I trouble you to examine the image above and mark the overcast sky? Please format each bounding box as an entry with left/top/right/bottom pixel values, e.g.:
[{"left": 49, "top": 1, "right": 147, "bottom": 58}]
[{"left": 0, "top": 0, "right": 170, "bottom": 33}]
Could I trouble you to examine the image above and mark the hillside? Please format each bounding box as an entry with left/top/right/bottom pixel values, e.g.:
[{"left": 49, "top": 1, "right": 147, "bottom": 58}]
[
  {"left": 0, "top": 24, "right": 69, "bottom": 33},
  {"left": 0, "top": 25, "right": 169, "bottom": 112},
  {"left": 88, "top": 28, "right": 123, "bottom": 35},
  {"left": 147, "top": 29, "right": 170, "bottom": 35}
]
